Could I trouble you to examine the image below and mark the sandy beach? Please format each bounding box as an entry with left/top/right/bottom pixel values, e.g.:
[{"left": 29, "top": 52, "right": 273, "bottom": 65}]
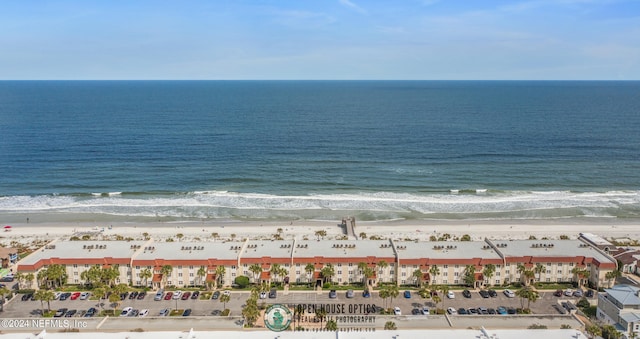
[{"left": 1, "top": 218, "right": 639, "bottom": 248}]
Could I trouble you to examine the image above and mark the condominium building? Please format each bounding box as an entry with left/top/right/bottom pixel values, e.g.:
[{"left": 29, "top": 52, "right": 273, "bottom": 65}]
[{"left": 16, "top": 235, "right": 617, "bottom": 290}]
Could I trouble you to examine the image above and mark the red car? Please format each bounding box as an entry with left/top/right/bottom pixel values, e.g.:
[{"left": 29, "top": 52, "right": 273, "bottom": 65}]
[
  {"left": 164, "top": 292, "right": 173, "bottom": 300},
  {"left": 70, "top": 292, "right": 81, "bottom": 300},
  {"left": 181, "top": 292, "right": 191, "bottom": 300}
]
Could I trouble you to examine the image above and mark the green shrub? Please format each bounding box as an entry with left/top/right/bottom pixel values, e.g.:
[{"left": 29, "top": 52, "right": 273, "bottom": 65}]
[{"left": 234, "top": 276, "right": 250, "bottom": 288}]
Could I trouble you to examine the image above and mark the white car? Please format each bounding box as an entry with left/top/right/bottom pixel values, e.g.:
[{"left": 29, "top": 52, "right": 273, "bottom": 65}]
[
  {"left": 54, "top": 292, "right": 61, "bottom": 300},
  {"left": 393, "top": 307, "right": 401, "bottom": 315},
  {"left": 447, "top": 307, "right": 457, "bottom": 315},
  {"left": 223, "top": 290, "right": 231, "bottom": 296},
  {"left": 172, "top": 291, "right": 182, "bottom": 300},
  {"left": 503, "top": 289, "right": 515, "bottom": 298},
  {"left": 447, "top": 291, "right": 455, "bottom": 299},
  {"left": 259, "top": 292, "right": 267, "bottom": 299},
  {"left": 120, "top": 307, "right": 133, "bottom": 317},
  {"left": 138, "top": 309, "right": 149, "bottom": 317},
  {"left": 564, "top": 289, "right": 574, "bottom": 296},
  {"left": 79, "top": 292, "right": 90, "bottom": 300},
  {"left": 421, "top": 307, "right": 430, "bottom": 315}
]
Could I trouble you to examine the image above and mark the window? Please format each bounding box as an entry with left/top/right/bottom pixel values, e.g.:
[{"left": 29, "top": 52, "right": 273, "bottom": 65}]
[
  {"left": 443, "top": 280, "right": 448, "bottom": 284},
  {"left": 413, "top": 265, "right": 418, "bottom": 269},
  {"left": 337, "top": 270, "right": 342, "bottom": 275},
  {"left": 443, "top": 272, "right": 448, "bottom": 277},
  {"left": 135, "top": 266, "right": 140, "bottom": 269},
  {"left": 296, "top": 263, "right": 300, "bottom": 267},
  {"left": 454, "top": 279, "right": 459, "bottom": 284},
  {"left": 178, "top": 266, "right": 182, "bottom": 269},
  {"left": 189, "top": 266, "right": 194, "bottom": 269},
  {"left": 558, "top": 270, "right": 562, "bottom": 274},
  {"left": 73, "top": 272, "right": 78, "bottom": 276},
  {"left": 401, "top": 272, "right": 407, "bottom": 277},
  {"left": 178, "top": 272, "right": 183, "bottom": 277},
  {"left": 348, "top": 270, "right": 353, "bottom": 275},
  {"left": 443, "top": 265, "right": 448, "bottom": 268},
  {"left": 401, "top": 265, "right": 406, "bottom": 269},
  {"left": 73, "top": 264, "right": 78, "bottom": 268},
  {"left": 505, "top": 270, "right": 510, "bottom": 274},
  {"left": 454, "top": 265, "right": 459, "bottom": 268},
  {"left": 349, "top": 263, "right": 353, "bottom": 267},
  {"left": 496, "top": 272, "right": 500, "bottom": 276},
  {"left": 547, "top": 270, "right": 551, "bottom": 274},
  {"left": 454, "top": 272, "right": 459, "bottom": 277},
  {"left": 189, "top": 273, "right": 194, "bottom": 277},
  {"left": 296, "top": 271, "right": 300, "bottom": 275},
  {"left": 495, "top": 279, "right": 500, "bottom": 284},
  {"left": 546, "top": 278, "right": 551, "bottom": 282},
  {"left": 85, "top": 264, "right": 89, "bottom": 268},
  {"left": 337, "top": 263, "right": 342, "bottom": 267},
  {"left": 179, "top": 281, "right": 183, "bottom": 285},
  {"left": 401, "top": 279, "right": 406, "bottom": 284}
]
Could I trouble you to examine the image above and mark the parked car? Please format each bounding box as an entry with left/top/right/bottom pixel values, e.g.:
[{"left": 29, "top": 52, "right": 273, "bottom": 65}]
[
  {"left": 404, "top": 290, "right": 411, "bottom": 299},
  {"left": 120, "top": 307, "right": 133, "bottom": 317},
  {"left": 269, "top": 289, "right": 277, "bottom": 298},
  {"left": 181, "top": 292, "right": 191, "bottom": 300},
  {"left": 507, "top": 307, "right": 517, "bottom": 314},
  {"left": 70, "top": 292, "right": 81, "bottom": 300},
  {"left": 128, "top": 309, "right": 139, "bottom": 317},
  {"left": 64, "top": 309, "right": 77, "bottom": 317},
  {"left": 212, "top": 291, "right": 220, "bottom": 300},
  {"left": 362, "top": 290, "right": 371, "bottom": 298},
  {"left": 159, "top": 308, "right": 170, "bottom": 316},
  {"left": 573, "top": 289, "right": 583, "bottom": 297},
  {"left": 85, "top": 307, "right": 97, "bottom": 317},
  {"left": 329, "top": 290, "right": 337, "bottom": 298},
  {"left": 346, "top": 290, "right": 354, "bottom": 298},
  {"left": 553, "top": 289, "right": 563, "bottom": 297},
  {"left": 564, "top": 289, "right": 573, "bottom": 296},
  {"left": 137, "top": 292, "right": 146, "bottom": 300},
  {"left": 503, "top": 289, "right": 515, "bottom": 298},
  {"left": 411, "top": 308, "right": 421, "bottom": 315},
  {"left": 446, "top": 291, "right": 455, "bottom": 299},
  {"left": 259, "top": 291, "right": 267, "bottom": 299},
  {"left": 423, "top": 307, "right": 431, "bottom": 315},
  {"left": 497, "top": 306, "right": 507, "bottom": 315},
  {"left": 164, "top": 292, "right": 173, "bottom": 300},
  {"left": 458, "top": 308, "right": 468, "bottom": 315},
  {"left": 223, "top": 290, "right": 231, "bottom": 296},
  {"left": 54, "top": 308, "right": 68, "bottom": 318},
  {"left": 488, "top": 289, "right": 497, "bottom": 298},
  {"left": 487, "top": 308, "right": 496, "bottom": 315},
  {"left": 22, "top": 294, "right": 32, "bottom": 301},
  {"left": 462, "top": 289, "right": 472, "bottom": 298},
  {"left": 393, "top": 307, "right": 401, "bottom": 315},
  {"left": 479, "top": 290, "right": 490, "bottom": 298},
  {"left": 585, "top": 289, "right": 595, "bottom": 298},
  {"left": 80, "top": 292, "right": 90, "bottom": 300},
  {"left": 119, "top": 292, "right": 128, "bottom": 300},
  {"left": 154, "top": 289, "right": 164, "bottom": 301},
  {"left": 446, "top": 307, "right": 456, "bottom": 315},
  {"left": 138, "top": 309, "right": 149, "bottom": 317},
  {"left": 191, "top": 291, "right": 200, "bottom": 299},
  {"left": 172, "top": 291, "right": 182, "bottom": 300},
  {"left": 182, "top": 309, "right": 192, "bottom": 316}
]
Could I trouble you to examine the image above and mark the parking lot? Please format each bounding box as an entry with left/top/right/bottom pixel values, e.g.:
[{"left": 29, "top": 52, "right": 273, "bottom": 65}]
[{"left": 1, "top": 287, "right": 594, "bottom": 321}]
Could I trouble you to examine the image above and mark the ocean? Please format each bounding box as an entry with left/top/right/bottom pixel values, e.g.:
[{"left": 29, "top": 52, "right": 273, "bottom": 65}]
[{"left": 1, "top": 81, "right": 639, "bottom": 223}]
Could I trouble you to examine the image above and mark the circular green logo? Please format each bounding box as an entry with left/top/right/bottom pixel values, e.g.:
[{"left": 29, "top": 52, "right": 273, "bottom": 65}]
[{"left": 264, "top": 304, "right": 292, "bottom": 332}]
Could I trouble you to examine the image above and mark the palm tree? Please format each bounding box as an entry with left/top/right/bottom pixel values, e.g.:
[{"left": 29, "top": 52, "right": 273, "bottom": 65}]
[
  {"left": 516, "top": 287, "right": 539, "bottom": 310},
  {"left": 14, "top": 272, "right": 25, "bottom": 289},
  {"left": 357, "top": 262, "right": 367, "bottom": 284},
  {"left": 215, "top": 266, "right": 226, "bottom": 288},
  {"left": 412, "top": 269, "right": 423, "bottom": 287},
  {"left": 140, "top": 268, "right": 152, "bottom": 287},
  {"left": 325, "top": 319, "right": 338, "bottom": 331},
  {"left": 219, "top": 292, "right": 230, "bottom": 310},
  {"left": 585, "top": 324, "right": 602, "bottom": 338},
  {"left": 108, "top": 291, "right": 121, "bottom": 314},
  {"left": 315, "top": 308, "right": 327, "bottom": 329},
  {"left": 197, "top": 266, "right": 207, "bottom": 287},
  {"left": 160, "top": 265, "right": 173, "bottom": 288},
  {"left": 571, "top": 266, "right": 590, "bottom": 288},
  {"left": 379, "top": 286, "right": 390, "bottom": 309},
  {"left": 534, "top": 263, "right": 545, "bottom": 284},
  {"left": 385, "top": 284, "right": 399, "bottom": 308},
  {"left": 429, "top": 265, "right": 440, "bottom": 286},
  {"left": 321, "top": 264, "right": 335, "bottom": 284},
  {"left": 0, "top": 286, "right": 10, "bottom": 312},
  {"left": 377, "top": 260, "right": 389, "bottom": 283},
  {"left": 605, "top": 270, "right": 622, "bottom": 288},
  {"left": 305, "top": 263, "right": 315, "bottom": 284},
  {"left": 363, "top": 267, "right": 375, "bottom": 289},
  {"left": 483, "top": 264, "right": 496, "bottom": 287},
  {"left": 35, "top": 289, "right": 55, "bottom": 315},
  {"left": 270, "top": 263, "right": 282, "bottom": 285},
  {"left": 439, "top": 284, "right": 450, "bottom": 309},
  {"left": 25, "top": 273, "right": 35, "bottom": 289},
  {"left": 248, "top": 264, "right": 262, "bottom": 284},
  {"left": 463, "top": 265, "right": 476, "bottom": 287}
]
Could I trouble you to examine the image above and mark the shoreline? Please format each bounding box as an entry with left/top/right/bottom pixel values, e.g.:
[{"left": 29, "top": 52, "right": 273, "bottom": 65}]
[{"left": 2, "top": 217, "right": 639, "bottom": 247}]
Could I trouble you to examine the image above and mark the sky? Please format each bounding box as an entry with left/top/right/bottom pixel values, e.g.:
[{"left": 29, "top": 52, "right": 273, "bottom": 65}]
[{"left": 1, "top": 0, "right": 639, "bottom": 80}]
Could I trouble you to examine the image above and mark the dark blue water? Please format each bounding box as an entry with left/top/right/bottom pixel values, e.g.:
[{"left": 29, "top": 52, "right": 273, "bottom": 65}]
[{"left": 1, "top": 81, "right": 639, "bottom": 221}]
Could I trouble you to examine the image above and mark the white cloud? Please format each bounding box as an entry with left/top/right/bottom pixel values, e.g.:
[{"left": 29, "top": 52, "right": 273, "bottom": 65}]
[{"left": 339, "top": 0, "right": 367, "bottom": 14}]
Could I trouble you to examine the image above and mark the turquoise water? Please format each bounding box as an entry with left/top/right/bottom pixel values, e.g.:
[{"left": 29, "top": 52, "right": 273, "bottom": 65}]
[{"left": 1, "top": 81, "right": 639, "bottom": 221}]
